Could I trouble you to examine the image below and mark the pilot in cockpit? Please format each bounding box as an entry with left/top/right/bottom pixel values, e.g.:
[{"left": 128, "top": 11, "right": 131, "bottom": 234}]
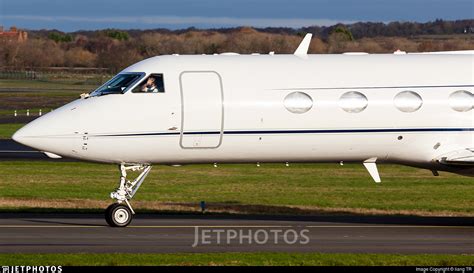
[{"left": 140, "top": 76, "right": 159, "bottom": 92}]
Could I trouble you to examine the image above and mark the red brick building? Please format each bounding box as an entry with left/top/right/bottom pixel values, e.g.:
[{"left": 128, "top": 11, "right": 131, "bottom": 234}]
[{"left": 0, "top": 26, "right": 28, "bottom": 42}]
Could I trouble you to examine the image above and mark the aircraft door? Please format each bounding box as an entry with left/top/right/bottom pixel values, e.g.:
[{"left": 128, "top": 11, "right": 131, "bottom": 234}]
[{"left": 179, "top": 71, "right": 224, "bottom": 148}]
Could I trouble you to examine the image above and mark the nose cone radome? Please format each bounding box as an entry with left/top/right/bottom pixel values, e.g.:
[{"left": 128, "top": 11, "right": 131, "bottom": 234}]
[
  {"left": 12, "top": 125, "right": 28, "bottom": 145},
  {"left": 11, "top": 119, "right": 54, "bottom": 151},
  {"left": 11, "top": 107, "right": 80, "bottom": 156},
  {"left": 12, "top": 121, "right": 43, "bottom": 148}
]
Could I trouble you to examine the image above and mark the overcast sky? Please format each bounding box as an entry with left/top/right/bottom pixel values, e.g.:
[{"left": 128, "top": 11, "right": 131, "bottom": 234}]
[{"left": 1, "top": 0, "right": 473, "bottom": 31}]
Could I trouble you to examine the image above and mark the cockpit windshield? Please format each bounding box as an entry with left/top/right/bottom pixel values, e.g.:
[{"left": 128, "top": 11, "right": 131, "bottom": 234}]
[{"left": 90, "top": 73, "right": 144, "bottom": 96}]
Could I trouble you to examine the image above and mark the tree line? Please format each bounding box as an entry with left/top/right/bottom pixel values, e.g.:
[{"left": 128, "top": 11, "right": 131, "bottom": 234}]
[{"left": 1, "top": 19, "right": 473, "bottom": 73}]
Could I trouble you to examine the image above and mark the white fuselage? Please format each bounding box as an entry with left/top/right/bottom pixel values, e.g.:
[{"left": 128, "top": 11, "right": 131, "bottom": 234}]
[{"left": 13, "top": 53, "right": 474, "bottom": 175}]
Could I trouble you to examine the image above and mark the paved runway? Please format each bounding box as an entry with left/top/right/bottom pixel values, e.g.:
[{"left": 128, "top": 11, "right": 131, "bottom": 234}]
[
  {"left": 0, "top": 213, "right": 472, "bottom": 254},
  {"left": 0, "top": 139, "right": 57, "bottom": 160}
]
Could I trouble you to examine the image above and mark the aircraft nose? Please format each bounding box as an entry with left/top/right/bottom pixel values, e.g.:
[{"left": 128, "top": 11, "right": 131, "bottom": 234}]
[
  {"left": 12, "top": 121, "right": 44, "bottom": 148},
  {"left": 11, "top": 108, "right": 80, "bottom": 156},
  {"left": 11, "top": 127, "right": 24, "bottom": 144},
  {"left": 10, "top": 97, "right": 89, "bottom": 159}
]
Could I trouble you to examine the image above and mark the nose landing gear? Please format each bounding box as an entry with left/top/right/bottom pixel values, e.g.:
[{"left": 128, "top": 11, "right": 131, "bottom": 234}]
[{"left": 106, "top": 163, "right": 152, "bottom": 227}]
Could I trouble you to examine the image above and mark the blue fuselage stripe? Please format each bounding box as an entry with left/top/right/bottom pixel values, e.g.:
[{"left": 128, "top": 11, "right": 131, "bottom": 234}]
[{"left": 95, "top": 128, "right": 474, "bottom": 137}]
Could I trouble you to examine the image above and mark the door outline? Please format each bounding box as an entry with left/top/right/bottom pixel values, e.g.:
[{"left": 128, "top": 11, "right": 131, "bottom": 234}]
[{"left": 179, "top": 71, "right": 224, "bottom": 149}]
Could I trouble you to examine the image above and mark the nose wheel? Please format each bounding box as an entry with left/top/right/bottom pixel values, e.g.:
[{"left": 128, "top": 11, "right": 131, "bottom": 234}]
[
  {"left": 105, "top": 163, "right": 152, "bottom": 227},
  {"left": 106, "top": 203, "right": 133, "bottom": 227}
]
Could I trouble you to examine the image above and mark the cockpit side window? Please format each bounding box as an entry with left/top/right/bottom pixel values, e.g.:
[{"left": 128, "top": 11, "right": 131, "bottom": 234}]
[
  {"left": 132, "top": 74, "right": 165, "bottom": 93},
  {"left": 90, "top": 72, "right": 144, "bottom": 97}
]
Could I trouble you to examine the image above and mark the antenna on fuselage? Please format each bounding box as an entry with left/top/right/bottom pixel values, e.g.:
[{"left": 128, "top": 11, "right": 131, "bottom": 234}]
[{"left": 294, "top": 33, "right": 312, "bottom": 56}]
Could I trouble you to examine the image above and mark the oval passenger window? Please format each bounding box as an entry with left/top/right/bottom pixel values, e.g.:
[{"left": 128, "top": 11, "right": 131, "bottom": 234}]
[
  {"left": 394, "top": 91, "right": 423, "bottom": 113},
  {"left": 284, "top": 92, "right": 313, "bottom": 114},
  {"left": 449, "top": 90, "right": 473, "bottom": 112},
  {"left": 339, "top": 91, "right": 368, "bottom": 113}
]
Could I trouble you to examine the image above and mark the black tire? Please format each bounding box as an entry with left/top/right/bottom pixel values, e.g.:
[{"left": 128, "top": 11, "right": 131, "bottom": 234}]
[
  {"left": 106, "top": 203, "right": 133, "bottom": 227},
  {"left": 105, "top": 203, "right": 119, "bottom": 226}
]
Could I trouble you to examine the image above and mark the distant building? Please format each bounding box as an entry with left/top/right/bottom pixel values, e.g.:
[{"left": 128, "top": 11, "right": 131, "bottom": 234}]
[{"left": 0, "top": 26, "right": 28, "bottom": 42}]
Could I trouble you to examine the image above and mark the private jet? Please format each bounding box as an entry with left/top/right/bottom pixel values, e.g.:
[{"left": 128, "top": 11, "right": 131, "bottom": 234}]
[{"left": 12, "top": 34, "right": 474, "bottom": 227}]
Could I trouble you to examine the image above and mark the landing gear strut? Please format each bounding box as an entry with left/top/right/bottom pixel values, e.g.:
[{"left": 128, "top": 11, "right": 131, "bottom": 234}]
[{"left": 106, "top": 163, "right": 152, "bottom": 227}]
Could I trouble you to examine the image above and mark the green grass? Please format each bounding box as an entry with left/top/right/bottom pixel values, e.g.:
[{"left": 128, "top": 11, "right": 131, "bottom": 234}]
[
  {"left": 0, "top": 79, "right": 102, "bottom": 91},
  {"left": 0, "top": 109, "right": 52, "bottom": 117},
  {"left": 0, "top": 161, "right": 472, "bottom": 216},
  {"left": 0, "top": 253, "right": 472, "bottom": 266},
  {"left": 0, "top": 91, "right": 79, "bottom": 98},
  {"left": 0, "top": 79, "right": 101, "bottom": 113},
  {"left": 0, "top": 123, "right": 24, "bottom": 139},
  {"left": 0, "top": 92, "right": 78, "bottom": 114}
]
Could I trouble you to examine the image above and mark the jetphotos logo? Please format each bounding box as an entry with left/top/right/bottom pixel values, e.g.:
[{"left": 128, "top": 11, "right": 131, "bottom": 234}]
[
  {"left": 192, "top": 227, "right": 310, "bottom": 247},
  {"left": 1, "top": 266, "right": 62, "bottom": 273}
]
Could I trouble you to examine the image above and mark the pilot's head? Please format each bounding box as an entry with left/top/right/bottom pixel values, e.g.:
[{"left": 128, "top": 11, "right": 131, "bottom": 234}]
[{"left": 146, "top": 77, "right": 156, "bottom": 86}]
